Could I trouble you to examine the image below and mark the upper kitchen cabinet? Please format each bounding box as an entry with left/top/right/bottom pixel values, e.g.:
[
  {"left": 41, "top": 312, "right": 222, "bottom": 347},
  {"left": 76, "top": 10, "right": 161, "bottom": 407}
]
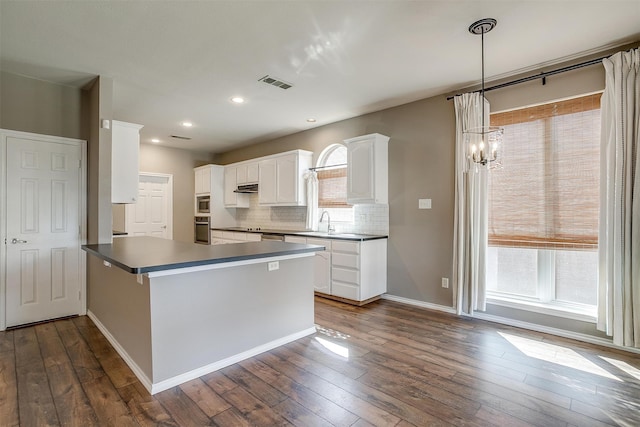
[
  {"left": 223, "top": 165, "right": 249, "bottom": 208},
  {"left": 112, "top": 120, "right": 143, "bottom": 203},
  {"left": 236, "top": 161, "right": 259, "bottom": 185},
  {"left": 194, "top": 166, "right": 211, "bottom": 195},
  {"left": 258, "top": 150, "right": 312, "bottom": 206},
  {"left": 344, "top": 133, "right": 389, "bottom": 204}
]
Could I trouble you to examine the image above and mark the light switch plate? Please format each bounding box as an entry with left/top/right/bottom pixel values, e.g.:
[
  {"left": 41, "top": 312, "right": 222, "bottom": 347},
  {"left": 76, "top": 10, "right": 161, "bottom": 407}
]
[{"left": 419, "top": 199, "right": 432, "bottom": 209}]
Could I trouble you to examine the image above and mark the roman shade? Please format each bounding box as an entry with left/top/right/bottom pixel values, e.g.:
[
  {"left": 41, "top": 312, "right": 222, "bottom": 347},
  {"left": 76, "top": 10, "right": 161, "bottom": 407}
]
[
  {"left": 318, "top": 167, "right": 349, "bottom": 207},
  {"left": 488, "top": 93, "right": 601, "bottom": 250}
]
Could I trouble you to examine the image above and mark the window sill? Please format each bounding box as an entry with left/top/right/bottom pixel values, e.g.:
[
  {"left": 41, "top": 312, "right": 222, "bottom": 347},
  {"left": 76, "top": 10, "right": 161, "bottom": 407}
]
[{"left": 486, "top": 294, "right": 597, "bottom": 323}]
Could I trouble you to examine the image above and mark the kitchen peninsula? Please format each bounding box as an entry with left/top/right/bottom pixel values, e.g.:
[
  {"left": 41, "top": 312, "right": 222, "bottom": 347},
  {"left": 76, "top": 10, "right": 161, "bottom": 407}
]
[{"left": 82, "top": 236, "right": 323, "bottom": 395}]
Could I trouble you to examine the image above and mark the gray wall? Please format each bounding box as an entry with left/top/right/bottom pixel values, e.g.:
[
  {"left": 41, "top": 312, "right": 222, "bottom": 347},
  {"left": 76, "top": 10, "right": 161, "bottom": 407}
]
[
  {"left": 0, "top": 70, "right": 83, "bottom": 139},
  {"left": 135, "top": 143, "right": 214, "bottom": 242}
]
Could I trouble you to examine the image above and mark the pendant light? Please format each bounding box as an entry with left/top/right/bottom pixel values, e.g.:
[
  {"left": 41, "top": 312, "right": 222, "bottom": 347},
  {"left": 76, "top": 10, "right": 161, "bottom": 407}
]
[{"left": 465, "top": 18, "right": 503, "bottom": 168}]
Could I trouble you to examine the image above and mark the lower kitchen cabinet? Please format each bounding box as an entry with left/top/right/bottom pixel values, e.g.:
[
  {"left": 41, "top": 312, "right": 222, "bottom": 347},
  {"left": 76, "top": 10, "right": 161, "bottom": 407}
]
[
  {"left": 285, "top": 235, "right": 387, "bottom": 303},
  {"left": 211, "top": 230, "right": 261, "bottom": 244}
]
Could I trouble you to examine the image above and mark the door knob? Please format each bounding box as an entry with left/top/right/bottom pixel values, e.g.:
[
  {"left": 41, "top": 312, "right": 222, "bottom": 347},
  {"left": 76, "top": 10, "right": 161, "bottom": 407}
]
[{"left": 11, "top": 238, "right": 27, "bottom": 244}]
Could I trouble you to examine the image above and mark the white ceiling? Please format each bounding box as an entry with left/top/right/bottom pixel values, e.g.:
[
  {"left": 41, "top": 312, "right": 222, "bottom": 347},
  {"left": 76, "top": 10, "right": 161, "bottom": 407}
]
[{"left": 1, "top": 1, "right": 639, "bottom": 153}]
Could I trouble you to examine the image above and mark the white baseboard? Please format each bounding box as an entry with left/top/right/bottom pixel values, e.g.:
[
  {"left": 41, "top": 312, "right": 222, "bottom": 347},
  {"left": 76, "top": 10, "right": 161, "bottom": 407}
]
[
  {"left": 87, "top": 310, "right": 317, "bottom": 394},
  {"left": 381, "top": 294, "right": 457, "bottom": 314}
]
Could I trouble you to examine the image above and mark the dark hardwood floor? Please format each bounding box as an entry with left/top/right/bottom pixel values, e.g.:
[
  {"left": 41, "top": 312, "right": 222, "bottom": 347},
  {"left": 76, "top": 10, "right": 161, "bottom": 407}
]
[{"left": 1, "top": 297, "right": 640, "bottom": 426}]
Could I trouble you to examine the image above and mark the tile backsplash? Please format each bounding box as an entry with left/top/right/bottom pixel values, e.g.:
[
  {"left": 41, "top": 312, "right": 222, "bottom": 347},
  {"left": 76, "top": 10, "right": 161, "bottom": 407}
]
[{"left": 234, "top": 194, "right": 389, "bottom": 235}]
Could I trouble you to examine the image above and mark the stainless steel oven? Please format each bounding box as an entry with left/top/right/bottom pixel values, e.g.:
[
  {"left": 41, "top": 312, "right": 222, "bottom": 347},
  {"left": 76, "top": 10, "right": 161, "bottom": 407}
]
[{"left": 194, "top": 216, "right": 211, "bottom": 244}]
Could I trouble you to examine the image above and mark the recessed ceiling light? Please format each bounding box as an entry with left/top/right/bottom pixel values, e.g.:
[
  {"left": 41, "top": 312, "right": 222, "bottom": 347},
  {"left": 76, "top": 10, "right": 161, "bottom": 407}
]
[
  {"left": 151, "top": 138, "right": 160, "bottom": 143},
  {"left": 230, "top": 96, "right": 245, "bottom": 104},
  {"left": 306, "top": 118, "right": 317, "bottom": 123},
  {"left": 181, "top": 121, "right": 193, "bottom": 127}
]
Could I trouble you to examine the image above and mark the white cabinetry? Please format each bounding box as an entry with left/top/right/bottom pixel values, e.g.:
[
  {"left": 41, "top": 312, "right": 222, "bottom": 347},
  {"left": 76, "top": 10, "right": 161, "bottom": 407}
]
[
  {"left": 285, "top": 235, "right": 331, "bottom": 294},
  {"left": 211, "top": 230, "right": 261, "bottom": 244},
  {"left": 331, "top": 239, "right": 387, "bottom": 302},
  {"left": 285, "top": 235, "right": 387, "bottom": 302},
  {"left": 308, "top": 238, "right": 332, "bottom": 295},
  {"left": 236, "top": 162, "right": 259, "bottom": 185},
  {"left": 344, "top": 133, "right": 389, "bottom": 204},
  {"left": 112, "top": 120, "right": 143, "bottom": 203},
  {"left": 193, "top": 165, "right": 236, "bottom": 227},
  {"left": 194, "top": 167, "right": 211, "bottom": 195},
  {"left": 224, "top": 165, "right": 249, "bottom": 208},
  {"left": 258, "top": 150, "right": 312, "bottom": 206}
]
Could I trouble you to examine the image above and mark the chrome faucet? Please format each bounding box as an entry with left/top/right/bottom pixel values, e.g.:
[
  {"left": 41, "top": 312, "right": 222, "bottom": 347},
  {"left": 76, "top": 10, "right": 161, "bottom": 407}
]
[{"left": 319, "top": 210, "right": 334, "bottom": 233}]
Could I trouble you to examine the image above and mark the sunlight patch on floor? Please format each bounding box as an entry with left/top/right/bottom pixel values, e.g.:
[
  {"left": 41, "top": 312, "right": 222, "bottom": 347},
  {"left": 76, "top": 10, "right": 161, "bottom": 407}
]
[
  {"left": 315, "top": 336, "right": 350, "bottom": 359},
  {"left": 498, "top": 332, "right": 621, "bottom": 381},
  {"left": 600, "top": 356, "right": 640, "bottom": 381}
]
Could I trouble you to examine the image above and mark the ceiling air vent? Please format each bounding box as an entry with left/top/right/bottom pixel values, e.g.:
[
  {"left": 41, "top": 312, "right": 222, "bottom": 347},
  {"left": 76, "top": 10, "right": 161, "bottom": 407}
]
[
  {"left": 170, "top": 135, "right": 192, "bottom": 140},
  {"left": 258, "top": 75, "right": 293, "bottom": 90}
]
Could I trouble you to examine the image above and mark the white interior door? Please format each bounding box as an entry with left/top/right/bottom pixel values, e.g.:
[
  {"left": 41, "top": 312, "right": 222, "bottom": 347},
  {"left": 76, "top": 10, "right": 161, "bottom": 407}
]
[
  {"left": 5, "top": 135, "right": 83, "bottom": 328},
  {"left": 125, "top": 173, "right": 172, "bottom": 238}
]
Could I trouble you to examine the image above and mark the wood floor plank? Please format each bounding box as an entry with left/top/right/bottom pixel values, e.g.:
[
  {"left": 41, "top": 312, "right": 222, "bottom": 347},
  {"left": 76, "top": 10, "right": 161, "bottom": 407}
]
[
  {"left": 257, "top": 351, "right": 402, "bottom": 426},
  {"left": 55, "top": 319, "right": 105, "bottom": 383},
  {"left": 275, "top": 344, "right": 456, "bottom": 427},
  {"left": 220, "top": 363, "right": 288, "bottom": 407},
  {"left": 82, "top": 374, "right": 139, "bottom": 427},
  {"left": 271, "top": 397, "right": 335, "bottom": 427},
  {"left": 155, "top": 386, "right": 214, "bottom": 426},
  {"left": 13, "top": 328, "right": 60, "bottom": 427},
  {"left": 220, "top": 385, "right": 293, "bottom": 426},
  {"left": 0, "top": 329, "right": 14, "bottom": 353},
  {"left": 239, "top": 357, "right": 360, "bottom": 426},
  {"left": 118, "top": 382, "right": 179, "bottom": 426},
  {"left": 201, "top": 370, "right": 239, "bottom": 395},
  {"left": 179, "top": 378, "right": 231, "bottom": 418},
  {"left": 35, "top": 323, "right": 99, "bottom": 427},
  {"left": 211, "top": 407, "right": 252, "bottom": 426},
  {"left": 0, "top": 347, "right": 19, "bottom": 426}
]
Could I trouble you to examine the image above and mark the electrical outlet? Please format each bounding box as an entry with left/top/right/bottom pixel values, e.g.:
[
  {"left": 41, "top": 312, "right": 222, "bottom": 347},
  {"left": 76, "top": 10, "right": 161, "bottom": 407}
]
[
  {"left": 268, "top": 261, "right": 279, "bottom": 271},
  {"left": 441, "top": 277, "right": 449, "bottom": 288}
]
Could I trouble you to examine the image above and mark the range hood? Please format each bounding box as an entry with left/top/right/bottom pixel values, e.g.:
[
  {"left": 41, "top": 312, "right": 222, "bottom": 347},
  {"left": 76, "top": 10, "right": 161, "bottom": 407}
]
[{"left": 234, "top": 183, "right": 259, "bottom": 194}]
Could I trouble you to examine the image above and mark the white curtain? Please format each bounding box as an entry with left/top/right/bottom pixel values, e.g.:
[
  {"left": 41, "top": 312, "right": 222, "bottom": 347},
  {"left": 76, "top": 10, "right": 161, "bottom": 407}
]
[
  {"left": 304, "top": 170, "right": 319, "bottom": 231},
  {"left": 597, "top": 48, "right": 640, "bottom": 348},
  {"left": 453, "top": 92, "right": 489, "bottom": 315}
]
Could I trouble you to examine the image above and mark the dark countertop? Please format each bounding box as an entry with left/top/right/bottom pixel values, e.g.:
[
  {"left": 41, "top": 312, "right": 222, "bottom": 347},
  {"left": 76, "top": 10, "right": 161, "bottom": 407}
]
[
  {"left": 82, "top": 236, "right": 324, "bottom": 274},
  {"left": 212, "top": 227, "right": 388, "bottom": 241}
]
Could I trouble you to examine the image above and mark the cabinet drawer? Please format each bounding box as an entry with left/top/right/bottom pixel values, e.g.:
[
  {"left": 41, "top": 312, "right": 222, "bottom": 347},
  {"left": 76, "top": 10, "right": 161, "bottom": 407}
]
[
  {"left": 285, "top": 235, "right": 307, "bottom": 244},
  {"left": 245, "top": 233, "right": 262, "bottom": 242},
  {"left": 331, "top": 281, "right": 359, "bottom": 300},
  {"left": 332, "top": 252, "right": 359, "bottom": 269},
  {"left": 332, "top": 240, "right": 360, "bottom": 254},
  {"left": 233, "top": 232, "right": 249, "bottom": 241},
  {"left": 222, "top": 231, "right": 236, "bottom": 240},
  {"left": 307, "top": 238, "right": 332, "bottom": 250},
  {"left": 332, "top": 267, "right": 359, "bottom": 284},
  {"left": 211, "top": 230, "right": 224, "bottom": 238}
]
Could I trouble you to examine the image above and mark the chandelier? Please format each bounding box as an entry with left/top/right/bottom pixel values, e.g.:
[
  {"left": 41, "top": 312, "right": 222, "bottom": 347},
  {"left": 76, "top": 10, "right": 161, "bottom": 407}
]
[{"left": 464, "top": 18, "right": 503, "bottom": 168}]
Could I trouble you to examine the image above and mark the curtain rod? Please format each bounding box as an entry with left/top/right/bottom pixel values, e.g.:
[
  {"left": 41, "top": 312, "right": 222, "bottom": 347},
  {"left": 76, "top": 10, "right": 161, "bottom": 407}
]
[
  {"left": 446, "top": 55, "right": 609, "bottom": 101},
  {"left": 309, "top": 163, "right": 347, "bottom": 171}
]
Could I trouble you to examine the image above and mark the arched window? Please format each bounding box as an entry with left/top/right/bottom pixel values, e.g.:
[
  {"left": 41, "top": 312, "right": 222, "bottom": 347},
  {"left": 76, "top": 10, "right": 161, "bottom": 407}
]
[{"left": 316, "top": 144, "right": 348, "bottom": 208}]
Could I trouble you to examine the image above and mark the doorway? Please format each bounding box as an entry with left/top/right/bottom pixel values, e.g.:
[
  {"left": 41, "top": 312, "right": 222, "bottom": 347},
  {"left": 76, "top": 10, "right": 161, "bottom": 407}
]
[
  {"left": 1, "top": 129, "right": 87, "bottom": 330},
  {"left": 123, "top": 173, "right": 173, "bottom": 239}
]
